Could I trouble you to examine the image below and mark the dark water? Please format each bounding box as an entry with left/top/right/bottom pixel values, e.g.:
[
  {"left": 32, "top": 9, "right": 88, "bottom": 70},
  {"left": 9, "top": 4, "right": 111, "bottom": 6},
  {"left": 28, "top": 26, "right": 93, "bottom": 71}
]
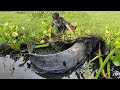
[
  {"left": 0, "top": 54, "right": 120, "bottom": 79},
  {"left": 0, "top": 54, "right": 44, "bottom": 79},
  {"left": 0, "top": 40, "right": 86, "bottom": 79},
  {"left": 0, "top": 53, "right": 95, "bottom": 79},
  {"left": 0, "top": 54, "right": 81, "bottom": 79}
]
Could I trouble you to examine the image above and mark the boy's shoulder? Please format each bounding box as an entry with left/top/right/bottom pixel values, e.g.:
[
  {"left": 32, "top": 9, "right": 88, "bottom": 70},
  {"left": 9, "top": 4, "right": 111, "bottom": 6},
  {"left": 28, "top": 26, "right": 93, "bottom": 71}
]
[
  {"left": 59, "top": 17, "right": 64, "bottom": 19},
  {"left": 59, "top": 17, "right": 66, "bottom": 21}
]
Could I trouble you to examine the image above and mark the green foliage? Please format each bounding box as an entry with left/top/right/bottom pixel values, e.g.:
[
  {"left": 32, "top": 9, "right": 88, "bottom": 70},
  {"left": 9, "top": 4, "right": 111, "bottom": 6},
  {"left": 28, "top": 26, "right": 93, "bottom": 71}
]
[
  {"left": 0, "top": 18, "right": 56, "bottom": 51},
  {"left": 0, "top": 37, "right": 7, "bottom": 44},
  {"left": 112, "top": 53, "right": 120, "bottom": 66}
]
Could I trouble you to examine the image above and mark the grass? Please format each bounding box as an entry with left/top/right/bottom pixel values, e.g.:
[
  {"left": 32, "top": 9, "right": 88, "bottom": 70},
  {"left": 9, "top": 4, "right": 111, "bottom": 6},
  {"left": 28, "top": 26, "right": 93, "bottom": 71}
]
[
  {"left": 0, "top": 11, "right": 120, "bottom": 46},
  {"left": 0, "top": 11, "right": 120, "bottom": 44},
  {"left": 85, "top": 11, "right": 120, "bottom": 28},
  {"left": 0, "top": 11, "right": 120, "bottom": 32}
]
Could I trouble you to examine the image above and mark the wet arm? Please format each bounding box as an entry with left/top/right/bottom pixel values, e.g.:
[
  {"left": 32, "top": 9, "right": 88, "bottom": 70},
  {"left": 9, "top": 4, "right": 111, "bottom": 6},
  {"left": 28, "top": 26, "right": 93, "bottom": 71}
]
[
  {"left": 71, "top": 23, "right": 76, "bottom": 29},
  {"left": 66, "top": 24, "right": 75, "bottom": 36},
  {"left": 49, "top": 26, "right": 53, "bottom": 38},
  {"left": 49, "top": 21, "right": 54, "bottom": 37}
]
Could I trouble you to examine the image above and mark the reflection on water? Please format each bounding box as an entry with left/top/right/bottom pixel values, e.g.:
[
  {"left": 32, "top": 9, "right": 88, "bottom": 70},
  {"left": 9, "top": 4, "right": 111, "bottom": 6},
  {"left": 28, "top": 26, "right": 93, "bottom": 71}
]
[{"left": 0, "top": 55, "right": 44, "bottom": 79}]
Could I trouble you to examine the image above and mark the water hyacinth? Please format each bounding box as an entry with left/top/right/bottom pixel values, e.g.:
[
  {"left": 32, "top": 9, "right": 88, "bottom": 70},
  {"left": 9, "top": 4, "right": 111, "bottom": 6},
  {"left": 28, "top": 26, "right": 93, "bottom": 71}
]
[
  {"left": 4, "top": 22, "right": 9, "bottom": 27},
  {"left": 21, "top": 27, "right": 25, "bottom": 30},
  {"left": 12, "top": 32, "right": 18, "bottom": 38}
]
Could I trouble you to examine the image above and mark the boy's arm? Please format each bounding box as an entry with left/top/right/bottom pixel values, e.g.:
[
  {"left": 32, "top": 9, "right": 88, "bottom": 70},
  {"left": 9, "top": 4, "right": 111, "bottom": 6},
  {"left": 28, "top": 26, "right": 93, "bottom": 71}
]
[
  {"left": 65, "top": 24, "right": 75, "bottom": 37},
  {"left": 62, "top": 17, "right": 74, "bottom": 35},
  {"left": 70, "top": 23, "right": 77, "bottom": 29},
  {"left": 49, "top": 21, "right": 54, "bottom": 38},
  {"left": 49, "top": 26, "right": 53, "bottom": 38},
  {"left": 62, "top": 17, "right": 77, "bottom": 30},
  {"left": 48, "top": 26, "right": 53, "bottom": 42}
]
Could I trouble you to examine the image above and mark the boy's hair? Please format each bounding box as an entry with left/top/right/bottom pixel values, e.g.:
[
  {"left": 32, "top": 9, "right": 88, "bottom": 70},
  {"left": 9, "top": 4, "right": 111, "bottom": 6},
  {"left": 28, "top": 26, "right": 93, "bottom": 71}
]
[{"left": 52, "top": 12, "right": 59, "bottom": 20}]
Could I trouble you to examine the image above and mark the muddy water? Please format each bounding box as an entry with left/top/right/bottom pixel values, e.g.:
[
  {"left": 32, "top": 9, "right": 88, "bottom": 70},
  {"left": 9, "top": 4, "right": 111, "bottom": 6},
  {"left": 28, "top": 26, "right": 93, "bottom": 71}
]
[
  {"left": 0, "top": 41, "right": 87, "bottom": 79},
  {"left": 0, "top": 54, "right": 120, "bottom": 79},
  {"left": 0, "top": 55, "right": 44, "bottom": 79},
  {"left": 0, "top": 54, "right": 82, "bottom": 79}
]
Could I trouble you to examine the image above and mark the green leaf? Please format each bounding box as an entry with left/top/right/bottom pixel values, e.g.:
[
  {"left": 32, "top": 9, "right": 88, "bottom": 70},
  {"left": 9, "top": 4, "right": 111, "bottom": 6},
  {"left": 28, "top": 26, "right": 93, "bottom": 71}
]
[
  {"left": 85, "top": 29, "right": 91, "bottom": 35},
  {"left": 40, "top": 40, "right": 45, "bottom": 44},
  {"left": 66, "top": 30, "right": 71, "bottom": 35},
  {"left": 43, "top": 30, "right": 47, "bottom": 34},
  {"left": 112, "top": 53, "right": 120, "bottom": 66},
  {"left": 116, "top": 46, "right": 120, "bottom": 49},
  {"left": 106, "top": 40, "right": 111, "bottom": 46},
  {"left": 116, "top": 37, "right": 120, "bottom": 41},
  {"left": 12, "top": 39, "right": 17, "bottom": 44},
  {"left": 0, "top": 37, "right": 7, "bottom": 44},
  {"left": 114, "top": 40, "right": 120, "bottom": 49},
  {"left": 43, "top": 30, "right": 51, "bottom": 37}
]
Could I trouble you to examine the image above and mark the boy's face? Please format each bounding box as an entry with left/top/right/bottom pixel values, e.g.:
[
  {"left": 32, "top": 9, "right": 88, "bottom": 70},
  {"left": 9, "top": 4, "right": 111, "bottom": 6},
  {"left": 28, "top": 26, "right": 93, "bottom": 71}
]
[
  {"left": 53, "top": 17, "right": 59, "bottom": 23},
  {"left": 54, "top": 19, "right": 59, "bottom": 23}
]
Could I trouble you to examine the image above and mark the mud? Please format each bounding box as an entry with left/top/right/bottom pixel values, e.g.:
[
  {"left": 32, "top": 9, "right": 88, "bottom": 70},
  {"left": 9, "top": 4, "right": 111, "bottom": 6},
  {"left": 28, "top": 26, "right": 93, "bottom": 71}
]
[{"left": 0, "top": 36, "right": 119, "bottom": 79}]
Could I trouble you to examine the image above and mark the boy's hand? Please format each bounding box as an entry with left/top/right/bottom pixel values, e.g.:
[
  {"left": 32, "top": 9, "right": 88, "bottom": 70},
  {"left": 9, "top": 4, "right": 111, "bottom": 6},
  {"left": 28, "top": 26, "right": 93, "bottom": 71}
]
[
  {"left": 73, "top": 35, "right": 77, "bottom": 39},
  {"left": 48, "top": 37, "right": 52, "bottom": 42},
  {"left": 71, "top": 33, "right": 77, "bottom": 39},
  {"left": 74, "top": 26, "right": 77, "bottom": 30}
]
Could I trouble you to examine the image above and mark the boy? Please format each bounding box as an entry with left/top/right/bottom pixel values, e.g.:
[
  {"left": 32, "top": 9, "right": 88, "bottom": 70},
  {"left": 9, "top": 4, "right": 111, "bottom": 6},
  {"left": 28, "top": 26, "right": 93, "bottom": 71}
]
[{"left": 49, "top": 12, "right": 76, "bottom": 39}]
